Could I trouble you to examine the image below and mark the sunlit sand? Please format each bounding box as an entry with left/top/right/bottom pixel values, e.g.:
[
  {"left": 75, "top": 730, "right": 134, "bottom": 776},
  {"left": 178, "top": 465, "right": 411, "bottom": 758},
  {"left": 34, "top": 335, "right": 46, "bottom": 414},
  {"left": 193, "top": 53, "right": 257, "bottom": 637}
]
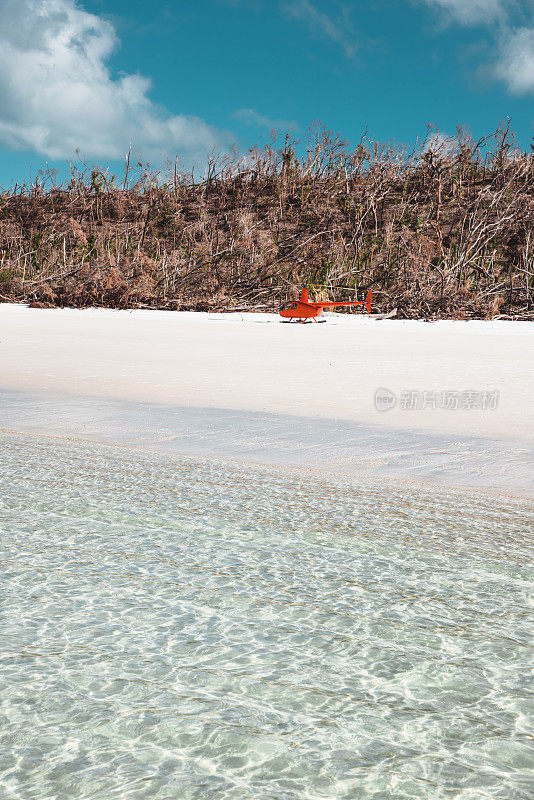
[{"left": 0, "top": 304, "right": 532, "bottom": 496}]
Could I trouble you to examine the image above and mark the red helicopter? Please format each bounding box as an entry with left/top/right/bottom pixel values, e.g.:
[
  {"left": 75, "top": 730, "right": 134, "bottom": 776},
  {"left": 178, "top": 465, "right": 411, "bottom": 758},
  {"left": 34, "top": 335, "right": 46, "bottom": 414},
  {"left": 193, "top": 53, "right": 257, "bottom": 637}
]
[{"left": 280, "top": 287, "right": 373, "bottom": 322}]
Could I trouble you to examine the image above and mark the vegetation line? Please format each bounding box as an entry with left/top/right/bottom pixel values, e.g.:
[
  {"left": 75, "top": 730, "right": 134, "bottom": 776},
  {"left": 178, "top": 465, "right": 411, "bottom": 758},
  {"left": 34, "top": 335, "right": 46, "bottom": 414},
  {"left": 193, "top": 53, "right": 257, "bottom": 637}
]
[{"left": 0, "top": 123, "right": 532, "bottom": 319}]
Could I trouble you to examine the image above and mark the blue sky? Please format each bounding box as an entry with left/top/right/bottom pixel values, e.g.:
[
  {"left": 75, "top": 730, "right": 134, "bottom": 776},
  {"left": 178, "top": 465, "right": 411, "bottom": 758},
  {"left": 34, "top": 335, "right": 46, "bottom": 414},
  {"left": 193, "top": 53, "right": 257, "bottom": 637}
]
[{"left": 0, "top": 0, "right": 533, "bottom": 186}]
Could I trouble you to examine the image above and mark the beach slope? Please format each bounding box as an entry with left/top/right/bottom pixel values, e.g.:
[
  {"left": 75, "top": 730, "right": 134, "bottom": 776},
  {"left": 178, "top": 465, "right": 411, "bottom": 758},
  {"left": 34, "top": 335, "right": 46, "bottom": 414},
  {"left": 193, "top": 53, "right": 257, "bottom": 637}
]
[{"left": 0, "top": 304, "right": 532, "bottom": 496}]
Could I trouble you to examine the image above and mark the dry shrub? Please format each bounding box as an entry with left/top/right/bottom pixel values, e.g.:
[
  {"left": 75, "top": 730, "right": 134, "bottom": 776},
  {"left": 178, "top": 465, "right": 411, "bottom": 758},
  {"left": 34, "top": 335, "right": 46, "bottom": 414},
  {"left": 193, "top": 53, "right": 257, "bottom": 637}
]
[{"left": 0, "top": 122, "right": 532, "bottom": 318}]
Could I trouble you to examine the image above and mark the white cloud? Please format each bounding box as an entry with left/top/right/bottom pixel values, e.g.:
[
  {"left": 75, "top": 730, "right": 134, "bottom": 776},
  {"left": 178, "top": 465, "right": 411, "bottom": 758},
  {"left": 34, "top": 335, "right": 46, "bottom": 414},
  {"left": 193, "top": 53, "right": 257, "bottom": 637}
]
[
  {"left": 421, "top": 1, "right": 534, "bottom": 95},
  {"left": 233, "top": 108, "right": 298, "bottom": 131},
  {"left": 420, "top": 0, "right": 508, "bottom": 25},
  {"left": 495, "top": 26, "right": 534, "bottom": 93},
  {"left": 282, "top": 0, "right": 358, "bottom": 57},
  {"left": 424, "top": 130, "right": 456, "bottom": 154},
  {"left": 0, "top": 0, "right": 229, "bottom": 162}
]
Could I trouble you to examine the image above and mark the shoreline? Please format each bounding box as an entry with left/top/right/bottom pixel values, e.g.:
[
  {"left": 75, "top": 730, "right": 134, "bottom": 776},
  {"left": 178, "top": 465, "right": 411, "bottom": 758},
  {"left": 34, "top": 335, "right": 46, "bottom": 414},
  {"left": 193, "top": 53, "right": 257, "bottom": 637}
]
[
  {"left": 1, "top": 304, "right": 532, "bottom": 499},
  {"left": 2, "top": 390, "right": 533, "bottom": 499},
  {"left": 2, "top": 426, "right": 533, "bottom": 512}
]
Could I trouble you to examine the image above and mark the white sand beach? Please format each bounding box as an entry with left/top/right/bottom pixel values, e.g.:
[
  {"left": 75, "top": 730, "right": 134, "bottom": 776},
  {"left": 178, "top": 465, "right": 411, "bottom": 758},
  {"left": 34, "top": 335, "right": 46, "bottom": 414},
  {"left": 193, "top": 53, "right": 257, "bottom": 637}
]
[{"left": 1, "top": 303, "right": 533, "bottom": 496}]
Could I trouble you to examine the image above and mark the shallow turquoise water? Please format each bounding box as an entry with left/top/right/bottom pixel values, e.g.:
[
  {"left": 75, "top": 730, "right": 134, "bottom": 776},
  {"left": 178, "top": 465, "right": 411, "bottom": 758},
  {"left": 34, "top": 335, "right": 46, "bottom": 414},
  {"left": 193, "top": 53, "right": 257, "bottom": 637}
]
[{"left": 1, "top": 433, "right": 533, "bottom": 799}]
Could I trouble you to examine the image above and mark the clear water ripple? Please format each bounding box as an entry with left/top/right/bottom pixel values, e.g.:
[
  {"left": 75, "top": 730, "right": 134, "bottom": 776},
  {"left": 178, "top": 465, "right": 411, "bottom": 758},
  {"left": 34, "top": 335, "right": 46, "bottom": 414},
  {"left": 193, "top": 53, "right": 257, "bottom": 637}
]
[{"left": 0, "top": 433, "right": 533, "bottom": 799}]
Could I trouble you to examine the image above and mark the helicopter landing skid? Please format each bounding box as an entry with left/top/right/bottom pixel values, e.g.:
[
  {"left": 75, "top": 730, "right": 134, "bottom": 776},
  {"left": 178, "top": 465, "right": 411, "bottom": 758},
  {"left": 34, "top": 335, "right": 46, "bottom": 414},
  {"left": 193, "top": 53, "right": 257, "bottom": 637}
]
[{"left": 280, "top": 318, "right": 326, "bottom": 324}]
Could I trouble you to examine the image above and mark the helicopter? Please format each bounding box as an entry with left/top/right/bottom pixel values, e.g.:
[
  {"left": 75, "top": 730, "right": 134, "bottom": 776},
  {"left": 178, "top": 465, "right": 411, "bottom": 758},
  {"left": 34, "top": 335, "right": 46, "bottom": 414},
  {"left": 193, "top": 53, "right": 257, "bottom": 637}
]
[{"left": 279, "top": 287, "right": 373, "bottom": 322}]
